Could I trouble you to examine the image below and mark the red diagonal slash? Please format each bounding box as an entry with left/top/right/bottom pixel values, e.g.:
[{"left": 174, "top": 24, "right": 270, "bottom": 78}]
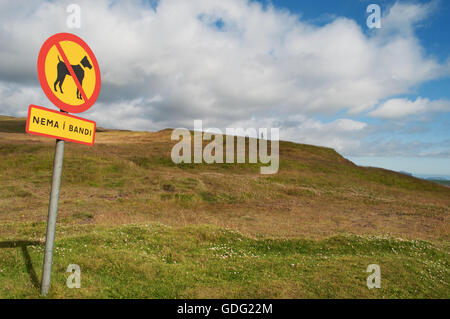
[{"left": 54, "top": 42, "right": 89, "bottom": 102}]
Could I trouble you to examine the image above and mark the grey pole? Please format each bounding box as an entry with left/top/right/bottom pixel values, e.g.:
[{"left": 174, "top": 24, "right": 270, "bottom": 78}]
[{"left": 41, "top": 138, "right": 65, "bottom": 296}]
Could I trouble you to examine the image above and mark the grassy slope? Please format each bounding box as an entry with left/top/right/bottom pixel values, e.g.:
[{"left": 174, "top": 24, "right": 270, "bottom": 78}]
[
  {"left": 428, "top": 180, "right": 450, "bottom": 187},
  {"left": 0, "top": 115, "right": 26, "bottom": 133},
  {"left": 0, "top": 117, "right": 449, "bottom": 298}
]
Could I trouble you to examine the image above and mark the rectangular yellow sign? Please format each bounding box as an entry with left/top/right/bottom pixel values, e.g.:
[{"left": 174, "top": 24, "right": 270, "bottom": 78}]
[{"left": 26, "top": 105, "right": 96, "bottom": 146}]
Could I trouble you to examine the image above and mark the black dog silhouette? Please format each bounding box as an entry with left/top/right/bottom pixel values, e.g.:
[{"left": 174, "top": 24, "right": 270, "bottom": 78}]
[{"left": 53, "top": 55, "right": 92, "bottom": 100}]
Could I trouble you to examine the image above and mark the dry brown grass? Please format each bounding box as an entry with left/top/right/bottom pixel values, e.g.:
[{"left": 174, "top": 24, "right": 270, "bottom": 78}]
[
  {"left": 1, "top": 127, "right": 449, "bottom": 243},
  {"left": 2, "top": 118, "right": 450, "bottom": 299}
]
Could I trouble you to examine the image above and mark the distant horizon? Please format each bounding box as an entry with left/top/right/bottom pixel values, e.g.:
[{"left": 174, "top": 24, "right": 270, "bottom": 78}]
[
  {"left": 347, "top": 156, "right": 450, "bottom": 179},
  {"left": 2, "top": 111, "right": 448, "bottom": 179}
]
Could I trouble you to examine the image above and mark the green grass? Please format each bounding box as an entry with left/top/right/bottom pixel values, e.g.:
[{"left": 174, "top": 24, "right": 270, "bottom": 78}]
[
  {"left": 428, "top": 179, "right": 450, "bottom": 187},
  {"left": 0, "top": 123, "right": 449, "bottom": 298},
  {"left": 0, "top": 116, "right": 26, "bottom": 133},
  {"left": 0, "top": 223, "right": 448, "bottom": 299}
]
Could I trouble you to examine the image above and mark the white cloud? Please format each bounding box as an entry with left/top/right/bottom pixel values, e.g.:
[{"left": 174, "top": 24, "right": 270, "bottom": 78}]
[
  {"left": 369, "top": 97, "right": 450, "bottom": 119},
  {"left": 0, "top": 0, "right": 448, "bottom": 157},
  {"left": 378, "top": 1, "right": 434, "bottom": 36},
  {"left": 0, "top": 81, "right": 48, "bottom": 117},
  {"left": 223, "top": 116, "right": 368, "bottom": 154},
  {"left": 280, "top": 117, "right": 368, "bottom": 154}
]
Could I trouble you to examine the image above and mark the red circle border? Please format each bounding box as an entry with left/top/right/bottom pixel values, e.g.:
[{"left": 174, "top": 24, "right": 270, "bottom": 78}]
[{"left": 37, "top": 33, "right": 101, "bottom": 113}]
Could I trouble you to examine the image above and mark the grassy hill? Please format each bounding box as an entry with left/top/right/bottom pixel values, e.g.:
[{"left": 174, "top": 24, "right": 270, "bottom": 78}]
[
  {"left": 0, "top": 115, "right": 26, "bottom": 133},
  {"left": 0, "top": 116, "right": 448, "bottom": 298},
  {"left": 427, "top": 179, "right": 450, "bottom": 187}
]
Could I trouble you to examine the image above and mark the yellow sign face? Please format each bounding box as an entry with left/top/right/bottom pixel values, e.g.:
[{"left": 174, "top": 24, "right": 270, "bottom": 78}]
[
  {"left": 38, "top": 33, "right": 101, "bottom": 113},
  {"left": 26, "top": 105, "right": 96, "bottom": 146},
  {"left": 44, "top": 41, "right": 97, "bottom": 106}
]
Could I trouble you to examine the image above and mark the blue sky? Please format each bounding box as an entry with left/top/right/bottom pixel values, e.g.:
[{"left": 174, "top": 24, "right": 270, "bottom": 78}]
[
  {"left": 261, "top": 0, "right": 450, "bottom": 177},
  {"left": 0, "top": 0, "right": 449, "bottom": 177},
  {"left": 267, "top": 0, "right": 450, "bottom": 56}
]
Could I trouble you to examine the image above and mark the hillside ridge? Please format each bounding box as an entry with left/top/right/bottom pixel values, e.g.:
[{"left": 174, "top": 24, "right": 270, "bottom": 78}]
[{"left": 1, "top": 114, "right": 449, "bottom": 298}]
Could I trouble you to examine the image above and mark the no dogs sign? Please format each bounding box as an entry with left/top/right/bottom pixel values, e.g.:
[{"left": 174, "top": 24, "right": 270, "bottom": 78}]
[
  {"left": 37, "top": 33, "right": 101, "bottom": 113},
  {"left": 27, "top": 33, "right": 101, "bottom": 145},
  {"left": 26, "top": 33, "right": 101, "bottom": 296}
]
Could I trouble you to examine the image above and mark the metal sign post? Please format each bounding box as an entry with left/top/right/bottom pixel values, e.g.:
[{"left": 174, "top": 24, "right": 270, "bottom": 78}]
[
  {"left": 40, "top": 138, "right": 65, "bottom": 296},
  {"left": 27, "top": 32, "right": 101, "bottom": 296}
]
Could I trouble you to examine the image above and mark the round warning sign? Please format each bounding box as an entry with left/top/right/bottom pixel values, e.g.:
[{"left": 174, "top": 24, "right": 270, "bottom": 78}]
[{"left": 37, "top": 33, "right": 101, "bottom": 113}]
